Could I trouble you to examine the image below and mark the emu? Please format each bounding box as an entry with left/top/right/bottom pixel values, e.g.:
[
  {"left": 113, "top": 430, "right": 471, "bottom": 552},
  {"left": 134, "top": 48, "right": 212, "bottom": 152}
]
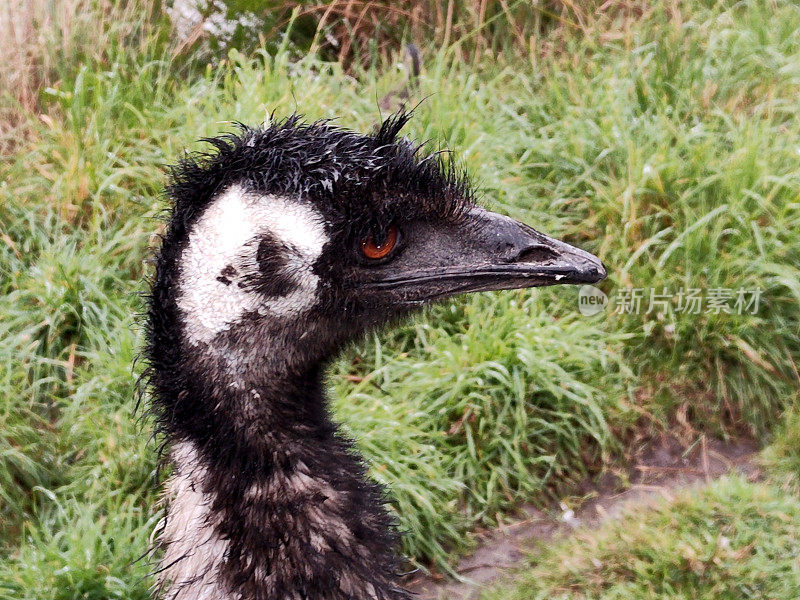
[{"left": 144, "top": 112, "right": 605, "bottom": 600}]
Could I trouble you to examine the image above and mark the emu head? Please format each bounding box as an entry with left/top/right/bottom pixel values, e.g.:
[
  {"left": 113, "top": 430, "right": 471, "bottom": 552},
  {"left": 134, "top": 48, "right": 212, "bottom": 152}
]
[{"left": 152, "top": 113, "right": 605, "bottom": 380}]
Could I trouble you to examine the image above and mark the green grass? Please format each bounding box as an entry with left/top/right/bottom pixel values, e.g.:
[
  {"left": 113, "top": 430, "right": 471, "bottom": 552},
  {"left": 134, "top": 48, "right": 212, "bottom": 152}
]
[
  {"left": 489, "top": 393, "right": 800, "bottom": 600},
  {"left": 482, "top": 475, "right": 800, "bottom": 600},
  {"left": 1, "top": 0, "right": 800, "bottom": 597}
]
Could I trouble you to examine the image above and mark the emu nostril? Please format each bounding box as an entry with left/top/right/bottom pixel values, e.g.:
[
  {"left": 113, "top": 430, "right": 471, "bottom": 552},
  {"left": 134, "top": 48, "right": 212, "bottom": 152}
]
[{"left": 514, "top": 244, "right": 560, "bottom": 264}]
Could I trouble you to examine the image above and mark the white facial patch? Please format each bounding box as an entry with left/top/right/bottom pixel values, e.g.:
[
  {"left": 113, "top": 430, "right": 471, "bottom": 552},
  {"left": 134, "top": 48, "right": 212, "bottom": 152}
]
[{"left": 177, "top": 184, "right": 328, "bottom": 345}]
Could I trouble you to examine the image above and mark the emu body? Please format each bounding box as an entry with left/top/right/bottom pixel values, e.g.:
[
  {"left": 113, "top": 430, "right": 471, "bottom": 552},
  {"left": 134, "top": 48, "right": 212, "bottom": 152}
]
[{"left": 145, "top": 113, "right": 605, "bottom": 600}]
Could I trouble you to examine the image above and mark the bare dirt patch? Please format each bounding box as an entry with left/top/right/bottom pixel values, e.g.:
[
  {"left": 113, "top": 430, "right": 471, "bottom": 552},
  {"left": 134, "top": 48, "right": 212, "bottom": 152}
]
[{"left": 404, "top": 436, "right": 760, "bottom": 600}]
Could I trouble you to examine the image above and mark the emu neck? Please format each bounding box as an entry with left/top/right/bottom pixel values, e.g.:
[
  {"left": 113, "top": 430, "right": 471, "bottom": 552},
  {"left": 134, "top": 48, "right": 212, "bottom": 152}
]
[{"left": 157, "top": 349, "right": 410, "bottom": 600}]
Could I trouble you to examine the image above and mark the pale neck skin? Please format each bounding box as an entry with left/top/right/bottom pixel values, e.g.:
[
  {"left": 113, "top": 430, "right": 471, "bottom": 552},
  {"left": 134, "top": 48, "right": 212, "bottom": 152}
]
[{"left": 155, "top": 358, "right": 412, "bottom": 600}]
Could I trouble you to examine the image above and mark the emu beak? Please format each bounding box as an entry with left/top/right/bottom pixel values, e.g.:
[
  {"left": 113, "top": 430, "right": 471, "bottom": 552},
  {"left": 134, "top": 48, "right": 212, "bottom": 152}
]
[{"left": 361, "top": 207, "right": 606, "bottom": 304}]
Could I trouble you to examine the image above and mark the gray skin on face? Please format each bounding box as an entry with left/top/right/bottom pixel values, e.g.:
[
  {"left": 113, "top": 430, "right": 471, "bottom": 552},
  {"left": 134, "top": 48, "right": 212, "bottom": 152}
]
[
  {"left": 352, "top": 206, "right": 605, "bottom": 305},
  {"left": 145, "top": 114, "right": 605, "bottom": 600}
]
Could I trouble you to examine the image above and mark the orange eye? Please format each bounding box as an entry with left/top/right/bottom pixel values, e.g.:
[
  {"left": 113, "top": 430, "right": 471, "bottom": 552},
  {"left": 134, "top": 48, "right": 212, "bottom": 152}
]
[{"left": 361, "top": 225, "right": 399, "bottom": 260}]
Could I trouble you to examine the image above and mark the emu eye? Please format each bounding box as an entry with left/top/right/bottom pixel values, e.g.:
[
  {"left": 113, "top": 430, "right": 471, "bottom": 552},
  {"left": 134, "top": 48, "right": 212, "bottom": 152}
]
[{"left": 360, "top": 225, "right": 399, "bottom": 260}]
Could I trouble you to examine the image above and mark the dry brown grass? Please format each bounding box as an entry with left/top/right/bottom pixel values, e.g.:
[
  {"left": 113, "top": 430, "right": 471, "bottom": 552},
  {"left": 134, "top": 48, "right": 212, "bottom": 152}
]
[
  {"left": 169, "top": 1, "right": 648, "bottom": 71},
  {"left": 0, "top": 0, "right": 159, "bottom": 154},
  {"left": 0, "top": 0, "right": 649, "bottom": 154},
  {"left": 263, "top": 0, "right": 649, "bottom": 68},
  {"left": 2, "top": 0, "right": 87, "bottom": 152}
]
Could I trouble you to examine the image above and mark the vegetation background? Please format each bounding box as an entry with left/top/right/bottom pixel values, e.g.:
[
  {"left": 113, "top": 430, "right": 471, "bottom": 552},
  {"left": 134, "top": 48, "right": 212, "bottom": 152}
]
[{"left": 1, "top": 1, "right": 799, "bottom": 598}]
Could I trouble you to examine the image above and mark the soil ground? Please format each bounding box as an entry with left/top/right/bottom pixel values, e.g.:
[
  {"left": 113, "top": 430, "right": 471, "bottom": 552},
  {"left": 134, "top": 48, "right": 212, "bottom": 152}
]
[{"left": 404, "top": 436, "right": 760, "bottom": 600}]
